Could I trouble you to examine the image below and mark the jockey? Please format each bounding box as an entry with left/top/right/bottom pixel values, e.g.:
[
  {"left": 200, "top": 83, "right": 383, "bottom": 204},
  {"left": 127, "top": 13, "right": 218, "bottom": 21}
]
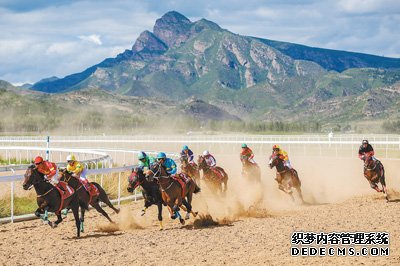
[
  {"left": 137, "top": 151, "right": 155, "bottom": 171},
  {"left": 180, "top": 145, "right": 194, "bottom": 163},
  {"left": 358, "top": 140, "right": 376, "bottom": 161},
  {"left": 34, "top": 156, "right": 58, "bottom": 183},
  {"left": 66, "top": 154, "right": 91, "bottom": 192},
  {"left": 203, "top": 150, "right": 216, "bottom": 168},
  {"left": 240, "top": 143, "right": 256, "bottom": 164},
  {"left": 272, "top": 145, "right": 292, "bottom": 169},
  {"left": 156, "top": 152, "right": 177, "bottom": 175}
]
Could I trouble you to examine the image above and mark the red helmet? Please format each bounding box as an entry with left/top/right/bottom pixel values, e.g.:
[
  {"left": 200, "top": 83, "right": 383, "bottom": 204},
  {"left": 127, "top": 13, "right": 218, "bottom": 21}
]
[
  {"left": 272, "top": 144, "right": 280, "bottom": 150},
  {"left": 34, "top": 156, "right": 43, "bottom": 164}
]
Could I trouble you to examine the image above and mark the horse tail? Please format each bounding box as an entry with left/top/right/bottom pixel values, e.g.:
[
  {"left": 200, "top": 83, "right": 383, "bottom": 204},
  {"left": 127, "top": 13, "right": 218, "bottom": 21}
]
[
  {"left": 292, "top": 169, "right": 301, "bottom": 187},
  {"left": 194, "top": 183, "right": 201, "bottom": 194}
]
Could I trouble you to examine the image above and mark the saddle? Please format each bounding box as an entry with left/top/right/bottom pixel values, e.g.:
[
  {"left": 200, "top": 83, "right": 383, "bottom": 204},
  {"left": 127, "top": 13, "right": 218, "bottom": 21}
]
[
  {"left": 172, "top": 173, "right": 190, "bottom": 198},
  {"left": 54, "top": 181, "right": 75, "bottom": 214},
  {"left": 211, "top": 167, "right": 225, "bottom": 181}
]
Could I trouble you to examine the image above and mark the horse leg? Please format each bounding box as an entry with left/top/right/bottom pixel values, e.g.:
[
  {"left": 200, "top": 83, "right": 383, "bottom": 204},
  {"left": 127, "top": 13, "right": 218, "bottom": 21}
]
[
  {"left": 92, "top": 202, "right": 114, "bottom": 223},
  {"left": 157, "top": 202, "right": 163, "bottom": 230},
  {"left": 53, "top": 213, "right": 63, "bottom": 228},
  {"left": 71, "top": 203, "right": 81, "bottom": 238},
  {"left": 141, "top": 201, "right": 151, "bottom": 216},
  {"left": 296, "top": 187, "right": 305, "bottom": 204},
  {"left": 370, "top": 181, "right": 382, "bottom": 192},
  {"left": 379, "top": 166, "right": 389, "bottom": 201},
  {"left": 184, "top": 194, "right": 193, "bottom": 220},
  {"left": 97, "top": 184, "right": 120, "bottom": 214},
  {"left": 173, "top": 197, "right": 185, "bottom": 225},
  {"left": 79, "top": 201, "right": 86, "bottom": 233}
]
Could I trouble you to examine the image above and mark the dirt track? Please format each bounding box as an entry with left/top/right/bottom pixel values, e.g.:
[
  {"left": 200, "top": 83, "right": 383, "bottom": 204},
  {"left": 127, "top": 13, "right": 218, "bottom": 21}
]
[{"left": 1, "top": 156, "right": 400, "bottom": 265}]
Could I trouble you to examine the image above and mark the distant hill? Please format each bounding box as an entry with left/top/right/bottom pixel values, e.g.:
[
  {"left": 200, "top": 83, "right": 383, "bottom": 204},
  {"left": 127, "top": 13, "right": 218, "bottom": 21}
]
[{"left": 11, "top": 11, "right": 400, "bottom": 128}]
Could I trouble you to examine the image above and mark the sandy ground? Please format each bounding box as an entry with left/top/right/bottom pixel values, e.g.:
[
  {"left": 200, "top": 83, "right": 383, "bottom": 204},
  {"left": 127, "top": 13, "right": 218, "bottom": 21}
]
[{"left": 1, "top": 151, "right": 400, "bottom": 265}]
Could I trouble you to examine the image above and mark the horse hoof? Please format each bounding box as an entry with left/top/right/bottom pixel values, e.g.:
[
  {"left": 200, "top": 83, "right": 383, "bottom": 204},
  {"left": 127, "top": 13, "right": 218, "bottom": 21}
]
[
  {"left": 193, "top": 212, "right": 198, "bottom": 218},
  {"left": 185, "top": 213, "right": 190, "bottom": 220},
  {"left": 180, "top": 219, "right": 185, "bottom": 225},
  {"left": 171, "top": 215, "right": 177, "bottom": 220}
]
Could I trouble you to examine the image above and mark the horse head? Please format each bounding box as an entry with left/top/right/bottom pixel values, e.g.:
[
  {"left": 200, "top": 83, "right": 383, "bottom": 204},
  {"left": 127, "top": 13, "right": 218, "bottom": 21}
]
[
  {"left": 197, "top": 155, "right": 207, "bottom": 171},
  {"left": 127, "top": 167, "right": 146, "bottom": 192},
  {"left": 364, "top": 155, "right": 375, "bottom": 169},
  {"left": 146, "top": 162, "right": 169, "bottom": 180},
  {"left": 268, "top": 154, "right": 279, "bottom": 169},
  {"left": 58, "top": 168, "right": 72, "bottom": 183},
  {"left": 22, "top": 164, "right": 44, "bottom": 190}
]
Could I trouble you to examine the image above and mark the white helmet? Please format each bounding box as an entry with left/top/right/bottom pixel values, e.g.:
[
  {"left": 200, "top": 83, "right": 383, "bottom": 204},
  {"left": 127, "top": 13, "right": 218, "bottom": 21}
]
[
  {"left": 66, "top": 154, "right": 76, "bottom": 161},
  {"left": 203, "top": 150, "right": 210, "bottom": 156}
]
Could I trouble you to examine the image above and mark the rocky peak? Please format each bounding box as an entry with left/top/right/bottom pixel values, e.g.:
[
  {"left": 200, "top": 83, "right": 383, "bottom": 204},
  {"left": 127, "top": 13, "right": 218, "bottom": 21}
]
[
  {"left": 132, "top": 30, "right": 167, "bottom": 53},
  {"left": 153, "top": 11, "right": 193, "bottom": 48}
]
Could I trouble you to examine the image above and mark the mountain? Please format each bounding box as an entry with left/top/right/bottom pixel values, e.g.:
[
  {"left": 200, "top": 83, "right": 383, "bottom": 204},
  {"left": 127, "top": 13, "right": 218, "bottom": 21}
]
[{"left": 25, "top": 11, "right": 400, "bottom": 126}]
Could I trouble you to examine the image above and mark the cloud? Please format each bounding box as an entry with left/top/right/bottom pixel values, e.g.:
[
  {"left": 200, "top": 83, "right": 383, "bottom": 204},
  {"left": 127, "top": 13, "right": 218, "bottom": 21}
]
[
  {"left": 79, "top": 34, "right": 103, "bottom": 45},
  {"left": 0, "top": 0, "right": 399, "bottom": 84}
]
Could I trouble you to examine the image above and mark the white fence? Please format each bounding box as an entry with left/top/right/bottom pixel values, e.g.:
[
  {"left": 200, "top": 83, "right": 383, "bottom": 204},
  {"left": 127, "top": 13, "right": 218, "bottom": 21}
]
[
  {"left": 0, "top": 145, "right": 179, "bottom": 224},
  {"left": 1, "top": 134, "right": 399, "bottom": 224}
]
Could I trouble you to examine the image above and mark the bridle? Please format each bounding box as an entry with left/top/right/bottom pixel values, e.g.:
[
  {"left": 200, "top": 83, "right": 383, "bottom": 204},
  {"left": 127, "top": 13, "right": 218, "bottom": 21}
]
[
  {"left": 24, "top": 167, "right": 54, "bottom": 197},
  {"left": 60, "top": 170, "right": 83, "bottom": 191}
]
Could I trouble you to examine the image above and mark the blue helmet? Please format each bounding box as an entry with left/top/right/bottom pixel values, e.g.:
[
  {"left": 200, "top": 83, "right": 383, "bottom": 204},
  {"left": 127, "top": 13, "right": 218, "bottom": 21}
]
[
  {"left": 183, "top": 145, "right": 189, "bottom": 150},
  {"left": 137, "top": 151, "right": 147, "bottom": 160},
  {"left": 157, "top": 152, "right": 166, "bottom": 159}
]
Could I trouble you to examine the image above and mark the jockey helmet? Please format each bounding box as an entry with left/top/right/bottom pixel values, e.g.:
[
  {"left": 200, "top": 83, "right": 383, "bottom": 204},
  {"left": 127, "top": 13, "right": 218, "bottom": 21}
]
[
  {"left": 362, "top": 140, "right": 369, "bottom": 145},
  {"left": 183, "top": 145, "right": 189, "bottom": 151},
  {"left": 272, "top": 144, "right": 280, "bottom": 151},
  {"left": 34, "top": 156, "right": 43, "bottom": 164},
  {"left": 66, "top": 154, "right": 76, "bottom": 162},
  {"left": 203, "top": 150, "right": 210, "bottom": 156},
  {"left": 137, "top": 151, "right": 146, "bottom": 160},
  {"left": 157, "top": 152, "right": 166, "bottom": 159},
  {"left": 241, "top": 143, "right": 247, "bottom": 148}
]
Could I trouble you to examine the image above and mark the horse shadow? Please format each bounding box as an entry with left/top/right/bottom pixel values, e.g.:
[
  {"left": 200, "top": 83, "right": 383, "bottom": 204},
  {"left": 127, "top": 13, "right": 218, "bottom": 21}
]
[
  {"left": 387, "top": 198, "right": 400, "bottom": 203},
  {"left": 301, "top": 201, "right": 330, "bottom": 206},
  {"left": 66, "top": 232, "right": 124, "bottom": 240},
  {"left": 180, "top": 223, "right": 234, "bottom": 230}
]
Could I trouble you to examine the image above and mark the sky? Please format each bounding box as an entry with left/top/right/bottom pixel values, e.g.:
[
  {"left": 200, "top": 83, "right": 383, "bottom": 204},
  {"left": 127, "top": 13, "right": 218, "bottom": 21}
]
[{"left": 0, "top": 0, "right": 399, "bottom": 85}]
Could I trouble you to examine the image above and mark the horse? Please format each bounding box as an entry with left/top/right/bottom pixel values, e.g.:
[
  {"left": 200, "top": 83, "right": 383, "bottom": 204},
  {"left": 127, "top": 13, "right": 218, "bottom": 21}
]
[
  {"left": 180, "top": 156, "right": 201, "bottom": 185},
  {"left": 268, "top": 154, "right": 304, "bottom": 203},
  {"left": 146, "top": 163, "right": 200, "bottom": 225},
  {"left": 22, "top": 165, "right": 81, "bottom": 237},
  {"left": 127, "top": 167, "right": 165, "bottom": 230},
  {"left": 197, "top": 155, "right": 228, "bottom": 194},
  {"left": 363, "top": 155, "right": 389, "bottom": 201},
  {"left": 241, "top": 155, "right": 261, "bottom": 182},
  {"left": 59, "top": 169, "right": 120, "bottom": 232}
]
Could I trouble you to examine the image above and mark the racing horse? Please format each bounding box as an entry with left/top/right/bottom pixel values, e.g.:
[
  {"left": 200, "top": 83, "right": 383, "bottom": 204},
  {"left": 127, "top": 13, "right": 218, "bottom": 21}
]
[
  {"left": 146, "top": 163, "right": 200, "bottom": 225},
  {"left": 180, "top": 156, "right": 201, "bottom": 185},
  {"left": 127, "top": 167, "right": 165, "bottom": 230},
  {"left": 59, "top": 169, "right": 120, "bottom": 232},
  {"left": 363, "top": 155, "right": 389, "bottom": 201},
  {"left": 22, "top": 165, "right": 81, "bottom": 237},
  {"left": 268, "top": 154, "right": 304, "bottom": 203},
  {"left": 197, "top": 155, "right": 228, "bottom": 194},
  {"left": 241, "top": 155, "right": 261, "bottom": 182}
]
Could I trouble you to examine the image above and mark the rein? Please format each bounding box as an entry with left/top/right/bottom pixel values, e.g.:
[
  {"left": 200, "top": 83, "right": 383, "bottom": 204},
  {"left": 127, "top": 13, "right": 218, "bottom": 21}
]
[
  {"left": 37, "top": 187, "right": 54, "bottom": 198},
  {"left": 62, "top": 171, "right": 83, "bottom": 190}
]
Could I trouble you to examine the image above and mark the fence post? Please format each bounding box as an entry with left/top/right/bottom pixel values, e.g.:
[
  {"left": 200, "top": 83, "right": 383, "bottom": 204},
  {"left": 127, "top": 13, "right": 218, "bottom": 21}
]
[
  {"left": 11, "top": 181, "right": 14, "bottom": 223},
  {"left": 118, "top": 172, "right": 121, "bottom": 208},
  {"left": 46, "top": 136, "right": 50, "bottom": 161}
]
